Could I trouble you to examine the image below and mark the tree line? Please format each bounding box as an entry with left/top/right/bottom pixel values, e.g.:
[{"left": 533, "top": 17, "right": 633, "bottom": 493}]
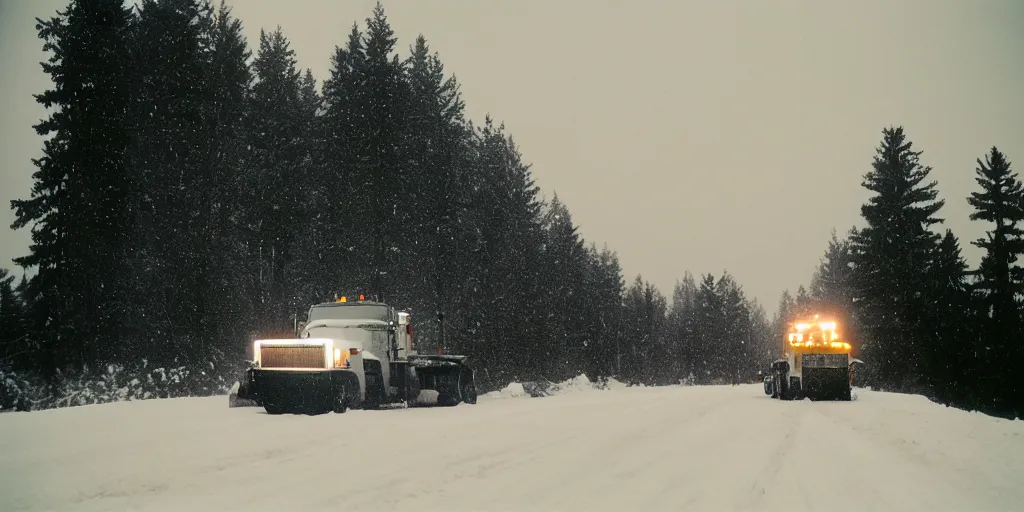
[
  {"left": 778, "top": 127, "right": 1023, "bottom": 420},
  {"left": 1, "top": 0, "right": 777, "bottom": 409}
]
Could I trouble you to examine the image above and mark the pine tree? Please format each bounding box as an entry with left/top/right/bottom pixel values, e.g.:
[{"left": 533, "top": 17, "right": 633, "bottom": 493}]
[
  {"left": 360, "top": 3, "right": 410, "bottom": 300},
  {"left": 401, "top": 34, "right": 472, "bottom": 342},
  {"left": 283, "top": 67, "right": 326, "bottom": 312},
  {"left": 691, "top": 274, "right": 722, "bottom": 383},
  {"left": 792, "top": 285, "right": 812, "bottom": 318},
  {"left": 537, "top": 194, "right": 589, "bottom": 378},
  {"left": 126, "top": 0, "right": 221, "bottom": 366},
  {"left": 621, "top": 275, "right": 667, "bottom": 384},
  {"left": 773, "top": 289, "right": 795, "bottom": 335},
  {"left": 303, "top": 23, "right": 366, "bottom": 304},
  {"left": 968, "top": 147, "right": 1024, "bottom": 327},
  {"left": 967, "top": 146, "right": 1024, "bottom": 417},
  {"left": 850, "top": 126, "right": 945, "bottom": 392},
  {"left": 746, "top": 300, "right": 775, "bottom": 379},
  {"left": 923, "top": 230, "right": 977, "bottom": 407},
  {"left": 458, "top": 118, "right": 544, "bottom": 384},
  {"left": 202, "top": 0, "right": 255, "bottom": 361},
  {"left": 809, "top": 229, "right": 856, "bottom": 313},
  {"left": 667, "top": 273, "right": 699, "bottom": 382},
  {"left": 0, "top": 269, "right": 29, "bottom": 367},
  {"left": 246, "top": 26, "right": 307, "bottom": 335},
  {"left": 580, "top": 244, "right": 625, "bottom": 380},
  {"left": 809, "top": 228, "right": 861, "bottom": 357},
  {"left": 715, "top": 272, "right": 750, "bottom": 384},
  {"left": 10, "top": 0, "right": 135, "bottom": 376}
]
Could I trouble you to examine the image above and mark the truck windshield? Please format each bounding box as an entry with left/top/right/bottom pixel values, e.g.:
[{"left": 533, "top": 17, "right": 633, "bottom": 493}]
[{"left": 307, "top": 304, "right": 391, "bottom": 323}]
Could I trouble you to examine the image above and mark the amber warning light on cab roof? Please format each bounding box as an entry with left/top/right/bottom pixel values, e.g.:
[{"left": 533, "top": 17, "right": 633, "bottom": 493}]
[
  {"left": 336, "top": 294, "right": 367, "bottom": 303},
  {"left": 787, "top": 317, "right": 851, "bottom": 351}
]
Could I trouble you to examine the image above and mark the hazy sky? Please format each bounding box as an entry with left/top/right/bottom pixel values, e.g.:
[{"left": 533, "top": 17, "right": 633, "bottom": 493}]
[{"left": 1, "top": 0, "right": 1022, "bottom": 314}]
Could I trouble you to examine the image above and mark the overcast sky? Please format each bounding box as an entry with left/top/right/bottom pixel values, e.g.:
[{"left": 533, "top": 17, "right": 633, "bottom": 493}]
[{"left": 1, "top": 0, "right": 1022, "bottom": 314}]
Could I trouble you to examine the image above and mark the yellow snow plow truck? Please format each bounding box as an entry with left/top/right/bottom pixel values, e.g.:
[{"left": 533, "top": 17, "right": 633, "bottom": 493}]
[
  {"left": 763, "top": 315, "right": 861, "bottom": 401},
  {"left": 228, "top": 295, "right": 477, "bottom": 415}
]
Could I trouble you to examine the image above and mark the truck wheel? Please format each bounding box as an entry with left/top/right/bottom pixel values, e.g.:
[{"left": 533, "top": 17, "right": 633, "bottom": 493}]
[
  {"left": 779, "top": 375, "right": 794, "bottom": 401},
  {"left": 332, "top": 388, "right": 348, "bottom": 414},
  {"left": 461, "top": 382, "right": 478, "bottom": 405},
  {"left": 363, "top": 372, "right": 385, "bottom": 410}
]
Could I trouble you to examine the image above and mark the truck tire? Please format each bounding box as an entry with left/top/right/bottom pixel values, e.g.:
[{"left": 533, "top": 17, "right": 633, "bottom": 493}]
[
  {"left": 436, "top": 386, "right": 460, "bottom": 407},
  {"left": 362, "top": 372, "right": 385, "bottom": 410},
  {"left": 331, "top": 388, "right": 348, "bottom": 414},
  {"left": 461, "top": 380, "right": 478, "bottom": 405}
]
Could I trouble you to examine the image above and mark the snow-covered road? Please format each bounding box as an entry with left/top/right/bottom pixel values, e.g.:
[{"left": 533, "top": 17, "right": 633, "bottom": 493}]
[{"left": 2, "top": 382, "right": 1022, "bottom": 512}]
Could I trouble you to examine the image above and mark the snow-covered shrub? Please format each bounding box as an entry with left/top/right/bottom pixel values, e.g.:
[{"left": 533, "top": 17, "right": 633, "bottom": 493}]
[
  {"left": 0, "top": 367, "right": 48, "bottom": 411},
  {"left": 2, "top": 357, "right": 241, "bottom": 412}
]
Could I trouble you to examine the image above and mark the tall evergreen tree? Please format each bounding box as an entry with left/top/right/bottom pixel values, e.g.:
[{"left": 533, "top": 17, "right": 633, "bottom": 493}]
[
  {"left": 202, "top": 0, "right": 255, "bottom": 360},
  {"left": 537, "top": 194, "right": 589, "bottom": 377},
  {"left": 359, "top": 3, "right": 410, "bottom": 301},
  {"left": 850, "top": 126, "right": 945, "bottom": 392},
  {"left": 923, "top": 230, "right": 977, "bottom": 406},
  {"left": 567, "top": 244, "right": 626, "bottom": 381},
  {"left": 715, "top": 272, "right": 750, "bottom": 383},
  {"left": 792, "top": 285, "right": 812, "bottom": 318},
  {"left": 809, "top": 229, "right": 855, "bottom": 312},
  {"left": 283, "top": 67, "right": 326, "bottom": 314},
  {"left": 10, "top": 0, "right": 135, "bottom": 376},
  {"left": 621, "top": 275, "right": 667, "bottom": 384},
  {"left": 0, "top": 269, "right": 29, "bottom": 367},
  {"left": 667, "top": 273, "right": 699, "bottom": 382},
  {"left": 246, "top": 26, "right": 307, "bottom": 335},
  {"left": 401, "top": 34, "right": 472, "bottom": 346},
  {"left": 968, "top": 147, "right": 1024, "bottom": 326},
  {"left": 126, "top": 0, "right": 220, "bottom": 366},
  {"left": 808, "top": 228, "right": 861, "bottom": 356},
  {"left": 967, "top": 146, "right": 1024, "bottom": 416},
  {"left": 458, "top": 118, "right": 544, "bottom": 385},
  {"left": 772, "top": 289, "right": 795, "bottom": 338},
  {"left": 746, "top": 300, "right": 775, "bottom": 379},
  {"left": 300, "top": 23, "right": 366, "bottom": 305},
  {"left": 691, "top": 274, "right": 722, "bottom": 384}
]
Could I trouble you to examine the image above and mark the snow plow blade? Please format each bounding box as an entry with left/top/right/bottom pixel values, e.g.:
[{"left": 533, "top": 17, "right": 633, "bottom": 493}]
[
  {"left": 228, "top": 386, "right": 259, "bottom": 408},
  {"left": 801, "top": 366, "right": 852, "bottom": 401},
  {"left": 252, "top": 368, "right": 360, "bottom": 415},
  {"left": 227, "top": 367, "right": 261, "bottom": 408}
]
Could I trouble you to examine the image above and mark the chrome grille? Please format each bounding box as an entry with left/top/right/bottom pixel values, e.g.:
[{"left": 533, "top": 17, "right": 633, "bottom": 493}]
[
  {"left": 802, "top": 353, "right": 847, "bottom": 369},
  {"left": 260, "top": 345, "right": 325, "bottom": 368}
]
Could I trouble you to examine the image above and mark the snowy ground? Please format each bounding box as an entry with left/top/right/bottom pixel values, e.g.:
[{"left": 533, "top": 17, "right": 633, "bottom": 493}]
[{"left": 2, "top": 379, "right": 1022, "bottom": 512}]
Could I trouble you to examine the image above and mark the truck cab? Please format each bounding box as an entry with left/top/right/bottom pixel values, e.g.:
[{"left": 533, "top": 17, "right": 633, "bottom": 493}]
[{"left": 299, "top": 297, "right": 400, "bottom": 404}]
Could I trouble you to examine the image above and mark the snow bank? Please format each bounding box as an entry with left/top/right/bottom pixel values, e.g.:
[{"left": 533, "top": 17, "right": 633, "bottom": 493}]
[
  {"left": 484, "top": 373, "right": 628, "bottom": 400},
  {"left": 484, "top": 382, "right": 528, "bottom": 400}
]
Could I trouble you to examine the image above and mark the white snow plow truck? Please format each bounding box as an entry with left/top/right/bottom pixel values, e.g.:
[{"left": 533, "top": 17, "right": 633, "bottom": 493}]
[
  {"left": 763, "top": 315, "right": 862, "bottom": 401},
  {"left": 229, "top": 295, "right": 477, "bottom": 415}
]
